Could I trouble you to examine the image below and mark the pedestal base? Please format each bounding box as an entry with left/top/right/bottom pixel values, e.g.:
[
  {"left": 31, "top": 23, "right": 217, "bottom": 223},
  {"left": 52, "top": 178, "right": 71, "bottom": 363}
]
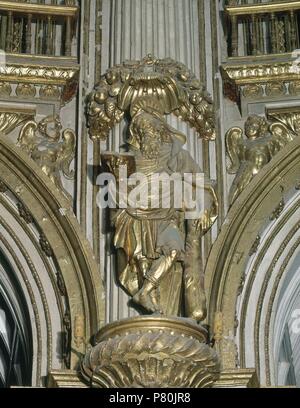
[
  {"left": 48, "top": 370, "right": 88, "bottom": 388},
  {"left": 47, "top": 368, "right": 261, "bottom": 388},
  {"left": 213, "top": 369, "right": 259, "bottom": 388},
  {"left": 80, "top": 316, "right": 220, "bottom": 388}
]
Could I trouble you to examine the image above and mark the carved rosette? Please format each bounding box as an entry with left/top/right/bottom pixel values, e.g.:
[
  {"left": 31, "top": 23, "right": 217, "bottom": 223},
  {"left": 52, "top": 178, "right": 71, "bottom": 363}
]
[{"left": 81, "top": 316, "right": 220, "bottom": 388}]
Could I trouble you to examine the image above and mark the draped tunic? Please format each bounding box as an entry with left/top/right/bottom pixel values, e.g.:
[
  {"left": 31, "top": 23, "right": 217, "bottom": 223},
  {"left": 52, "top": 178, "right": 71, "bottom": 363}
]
[{"left": 113, "top": 136, "right": 203, "bottom": 295}]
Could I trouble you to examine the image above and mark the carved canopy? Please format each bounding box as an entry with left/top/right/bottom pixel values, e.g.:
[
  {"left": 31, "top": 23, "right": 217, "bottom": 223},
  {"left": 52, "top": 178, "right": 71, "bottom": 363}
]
[{"left": 87, "top": 55, "right": 216, "bottom": 142}]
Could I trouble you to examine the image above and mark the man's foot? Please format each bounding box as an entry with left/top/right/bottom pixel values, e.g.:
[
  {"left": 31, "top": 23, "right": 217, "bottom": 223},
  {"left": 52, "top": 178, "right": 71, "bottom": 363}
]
[{"left": 133, "top": 289, "right": 160, "bottom": 313}]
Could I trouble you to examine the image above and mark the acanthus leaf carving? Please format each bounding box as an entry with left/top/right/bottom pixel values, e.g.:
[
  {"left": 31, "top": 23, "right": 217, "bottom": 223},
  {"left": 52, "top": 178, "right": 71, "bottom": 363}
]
[
  {"left": 0, "top": 110, "right": 34, "bottom": 135},
  {"left": 81, "top": 317, "right": 220, "bottom": 388}
]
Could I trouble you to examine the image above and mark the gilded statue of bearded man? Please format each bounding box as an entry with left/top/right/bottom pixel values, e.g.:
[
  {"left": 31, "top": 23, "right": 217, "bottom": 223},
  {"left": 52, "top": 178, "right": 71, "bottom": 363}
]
[{"left": 102, "top": 99, "right": 218, "bottom": 322}]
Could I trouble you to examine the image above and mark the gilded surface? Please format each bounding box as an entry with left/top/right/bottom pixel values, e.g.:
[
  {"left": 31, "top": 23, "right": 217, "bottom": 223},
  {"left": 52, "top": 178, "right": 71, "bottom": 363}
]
[
  {"left": 0, "top": 109, "right": 34, "bottom": 135},
  {"left": 81, "top": 316, "right": 220, "bottom": 388},
  {"left": 83, "top": 56, "right": 220, "bottom": 388},
  {"left": 96, "top": 58, "right": 218, "bottom": 321},
  {"left": 226, "top": 114, "right": 298, "bottom": 203},
  {"left": 226, "top": 1, "right": 300, "bottom": 16},
  {"left": 0, "top": 56, "right": 79, "bottom": 104},
  {"left": 17, "top": 115, "right": 76, "bottom": 200},
  {"left": 0, "top": 136, "right": 104, "bottom": 369},
  {"left": 0, "top": 1, "right": 78, "bottom": 17},
  {"left": 106, "top": 110, "right": 217, "bottom": 319},
  {"left": 221, "top": 56, "right": 300, "bottom": 101},
  {"left": 206, "top": 136, "right": 300, "bottom": 373},
  {"left": 87, "top": 55, "right": 216, "bottom": 141}
]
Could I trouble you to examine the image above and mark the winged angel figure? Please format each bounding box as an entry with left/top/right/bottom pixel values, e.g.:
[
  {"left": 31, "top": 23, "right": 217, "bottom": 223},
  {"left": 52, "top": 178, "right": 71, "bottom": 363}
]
[
  {"left": 226, "top": 114, "right": 297, "bottom": 204},
  {"left": 17, "top": 115, "right": 76, "bottom": 200}
]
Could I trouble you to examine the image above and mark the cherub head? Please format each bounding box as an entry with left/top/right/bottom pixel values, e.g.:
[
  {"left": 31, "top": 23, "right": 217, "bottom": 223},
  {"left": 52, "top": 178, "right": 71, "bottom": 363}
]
[
  {"left": 244, "top": 115, "right": 269, "bottom": 140},
  {"left": 38, "top": 115, "right": 62, "bottom": 142}
]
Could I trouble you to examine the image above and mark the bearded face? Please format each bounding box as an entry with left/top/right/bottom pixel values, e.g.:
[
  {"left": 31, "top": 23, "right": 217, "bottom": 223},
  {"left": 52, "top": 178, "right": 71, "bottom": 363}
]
[
  {"left": 129, "top": 110, "right": 177, "bottom": 159},
  {"left": 140, "top": 131, "right": 162, "bottom": 159},
  {"left": 133, "top": 114, "right": 163, "bottom": 159}
]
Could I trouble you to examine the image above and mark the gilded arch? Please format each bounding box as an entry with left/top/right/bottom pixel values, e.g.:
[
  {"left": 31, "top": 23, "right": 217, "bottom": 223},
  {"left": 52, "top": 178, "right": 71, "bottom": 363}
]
[
  {"left": 0, "top": 135, "right": 104, "bottom": 384},
  {"left": 206, "top": 136, "right": 300, "bottom": 385}
]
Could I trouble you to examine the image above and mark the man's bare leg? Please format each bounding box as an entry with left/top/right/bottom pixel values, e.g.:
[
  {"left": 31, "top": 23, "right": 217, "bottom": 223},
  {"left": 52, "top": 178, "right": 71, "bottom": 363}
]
[{"left": 133, "top": 250, "right": 178, "bottom": 313}]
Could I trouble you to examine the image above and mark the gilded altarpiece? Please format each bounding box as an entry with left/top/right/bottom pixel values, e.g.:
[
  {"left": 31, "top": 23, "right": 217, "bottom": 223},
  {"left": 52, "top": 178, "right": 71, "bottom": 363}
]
[{"left": 1, "top": 0, "right": 300, "bottom": 389}]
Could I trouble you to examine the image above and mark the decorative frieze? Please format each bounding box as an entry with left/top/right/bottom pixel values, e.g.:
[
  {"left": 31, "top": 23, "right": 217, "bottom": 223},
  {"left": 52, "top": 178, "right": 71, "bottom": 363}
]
[
  {"left": 0, "top": 55, "right": 79, "bottom": 105},
  {"left": 221, "top": 56, "right": 300, "bottom": 103}
]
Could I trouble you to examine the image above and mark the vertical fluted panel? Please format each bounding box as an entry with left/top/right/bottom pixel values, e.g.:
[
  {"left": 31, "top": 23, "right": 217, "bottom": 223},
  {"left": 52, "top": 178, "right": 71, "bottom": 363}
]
[{"left": 101, "top": 0, "right": 203, "bottom": 323}]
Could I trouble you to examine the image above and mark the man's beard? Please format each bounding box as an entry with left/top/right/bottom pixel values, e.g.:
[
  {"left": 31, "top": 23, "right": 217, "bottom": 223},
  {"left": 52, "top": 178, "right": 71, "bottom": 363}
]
[{"left": 140, "top": 140, "right": 161, "bottom": 159}]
